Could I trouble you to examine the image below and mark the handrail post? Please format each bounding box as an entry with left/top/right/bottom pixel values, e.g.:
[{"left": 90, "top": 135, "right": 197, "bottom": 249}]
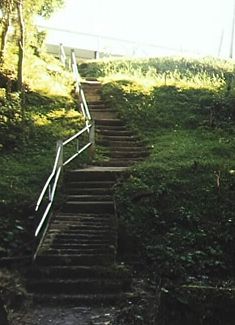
[
  {"left": 59, "top": 43, "right": 66, "bottom": 67},
  {"left": 56, "top": 140, "right": 63, "bottom": 169},
  {"left": 89, "top": 122, "right": 95, "bottom": 161},
  {"left": 71, "top": 49, "right": 80, "bottom": 82}
]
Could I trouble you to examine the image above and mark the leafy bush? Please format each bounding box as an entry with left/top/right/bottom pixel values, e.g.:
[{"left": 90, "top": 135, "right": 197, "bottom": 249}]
[{"left": 0, "top": 91, "right": 27, "bottom": 150}]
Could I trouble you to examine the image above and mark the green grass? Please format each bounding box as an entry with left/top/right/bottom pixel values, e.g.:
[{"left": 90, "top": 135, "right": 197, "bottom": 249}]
[
  {"left": 0, "top": 50, "right": 89, "bottom": 254},
  {"left": 80, "top": 56, "right": 235, "bottom": 282}
]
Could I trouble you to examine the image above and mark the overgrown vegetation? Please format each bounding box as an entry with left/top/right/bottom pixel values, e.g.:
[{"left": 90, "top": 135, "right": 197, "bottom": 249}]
[
  {"left": 0, "top": 28, "right": 86, "bottom": 257},
  {"left": 80, "top": 56, "right": 235, "bottom": 323}
]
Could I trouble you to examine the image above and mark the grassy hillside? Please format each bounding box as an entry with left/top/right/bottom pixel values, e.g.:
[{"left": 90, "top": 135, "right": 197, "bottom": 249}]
[
  {"left": 79, "top": 56, "right": 235, "bottom": 282},
  {"left": 0, "top": 50, "right": 87, "bottom": 255}
]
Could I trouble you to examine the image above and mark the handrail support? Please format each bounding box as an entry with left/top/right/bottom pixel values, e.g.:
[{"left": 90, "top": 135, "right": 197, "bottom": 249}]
[
  {"left": 56, "top": 140, "right": 64, "bottom": 169},
  {"left": 76, "top": 138, "right": 79, "bottom": 153},
  {"left": 89, "top": 122, "right": 95, "bottom": 160}
]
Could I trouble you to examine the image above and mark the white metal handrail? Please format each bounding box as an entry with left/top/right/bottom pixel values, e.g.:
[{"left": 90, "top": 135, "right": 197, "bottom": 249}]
[
  {"left": 34, "top": 123, "right": 94, "bottom": 238},
  {"left": 59, "top": 43, "right": 66, "bottom": 66},
  {"left": 33, "top": 46, "right": 94, "bottom": 260},
  {"left": 70, "top": 48, "right": 91, "bottom": 121}
]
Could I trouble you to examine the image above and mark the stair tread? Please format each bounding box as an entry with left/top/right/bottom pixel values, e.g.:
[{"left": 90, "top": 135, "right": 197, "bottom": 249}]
[
  {"left": 66, "top": 195, "right": 113, "bottom": 199},
  {"left": 32, "top": 292, "right": 124, "bottom": 304},
  {"left": 38, "top": 253, "right": 114, "bottom": 257},
  {"left": 65, "top": 201, "right": 114, "bottom": 204},
  {"left": 50, "top": 224, "right": 112, "bottom": 228},
  {"left": 29, "top": 278, "right": 122, "bottom": 284}
]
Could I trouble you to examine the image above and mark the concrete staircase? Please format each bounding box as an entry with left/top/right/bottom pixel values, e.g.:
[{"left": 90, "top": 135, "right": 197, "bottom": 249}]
[
  {"left": 83, "top": 81, "right": 148, "bottom": 167},
  {"left": 27, "top": 81, "right": 148, "bottom": 305}
]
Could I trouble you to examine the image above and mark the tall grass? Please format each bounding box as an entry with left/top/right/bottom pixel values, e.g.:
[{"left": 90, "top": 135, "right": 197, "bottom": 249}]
[{"left": 79, "top": 56, "right": 234, "bottom": 92}]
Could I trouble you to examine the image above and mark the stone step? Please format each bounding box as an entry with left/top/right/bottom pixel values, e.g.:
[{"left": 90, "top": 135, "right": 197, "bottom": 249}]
[
  {"left": 41, "top": 247, "right": 115, "bottom": 255},
  {"left": 65, "top": 194, "right": 113, "bottom": 202},
  {"left": 47, "top": 243, "right": 114, "bottom": 251},
  {"left": 97, "top": 129, "right": 134, "bottom": 136},
  {"left": 50, "top": 224, "right": 112, "bottom": 232},
  {"left": 46, "top": 231, "right": 116, "bottom": 240},
  {"left": 32, "top": 293, "right": 123, "bottom": 306},
  {"left": 63, "top": 201, "right": 115, "bottom": 214},
  {"left": 109, "top": 150, "right": 148, "bottom": 159},
  {"left": 97, "top": 159, "right": 143, "bottom": 167},
  {"left": 51, "top": 216, "right": 116, "bottom": 228},
  {"left": 97, "top": 135, "right": 140, "bottom": 142},
  {"left": 82, "top": 86, "right": 101, "bottom": 93},
  {"left": 51, "top": 216, "right": 115, "bottom": 227},
  {"left": 46, "top": 230, "right": 115, "bottom": 240},
  {"left": 105, "top": 146, "right": 146, "bottom": 153},
  {"left": 84, "top": 95, "right": 101, "bottom": 102},
  {"left": 82, "top": 80, "right": 101, "bottom": 86},
  {"left": 27, "top": 265, "right": 129, "bottom": 280},
  {"left": 50, "top": 224, "right": 112, "bottom": 231},
  {"left": 48, "top": 229, "right": 116, "bottom": 236},
  {"left": 43, "top": 238, "right": 112, "bottom": 246},
  {"left": 65, "top": 188, "right": 113, "bottom": 195},
  {"left": 45, "top": 234, "right": 114, "bottom": 241},
  {"left": 53, "top": 212, "right": 113, "bottom": 222},
  {"left": 90, "top": 109, "right": 117, "bottom": 120},
  {"left": 89, "top": 103, "right": 106, "bottom": 109},
  {"left": 50, "top": 216, "right": 113, "bottom": 226},
  {"left": 49, "top": 227, "right": 114, "bottom": 234},
  {"left": 47, "top": 233, "right": 115, "bottom": 242},
  {"left": 97, "top": 140, "right": 144, "bottom": 148},
  {"left": 51, "top": 215, "right": 113, "bottom": 222},
  {"left": 28, "top": 278, "right": 122, "bottom": 295},
  {"left": 65, "top": 170, "right": 121, "bottom": 182},
  {"left": 65, "top": 181, "right": 115, "bottom": 189},
  {"left": 96, "top": 125, "right": 128, "bottom": 131},
  {"left": 36, "top": 254, "right": 115, "bottom": 266},
  {"left": 95, "top": 119, "right": 125, "bottom": 127}
]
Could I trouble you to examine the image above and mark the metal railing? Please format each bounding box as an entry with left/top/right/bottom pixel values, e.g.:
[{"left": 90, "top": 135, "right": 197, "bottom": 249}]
[
  {"left": 33, "top": 123, "right": 95, "bottom": 259},
  {"left": 33, "top": 46, "right": 94, "bottom": 260},
  {"left": 70, "top": 49, "right": 91, "bottom": 121},
  {"left": 59, "top": 43, "right": 66, "bottom": 66}
]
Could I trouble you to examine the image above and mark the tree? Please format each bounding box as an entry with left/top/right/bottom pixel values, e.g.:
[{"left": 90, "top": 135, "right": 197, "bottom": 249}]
[
  {"left": 37, "top": 0, "right": 64, "bottom": 18},
  {"left": 0, "top": 0, "right": 64, "bottom": 90},
  {"left": 0, "top": 0, "right": 15, "bottom": 62},
  {"left": 16, "top": 0, "right": 25, "bottom": 92}
]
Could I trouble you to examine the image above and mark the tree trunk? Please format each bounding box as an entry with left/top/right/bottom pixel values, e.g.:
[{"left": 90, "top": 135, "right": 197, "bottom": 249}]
[
  {"left": 0, "top": 1, "right": 13, "bottom": 63},
  {"left": 0, "top": 16, "right": 10, "bottom": 63},
  {"left": 16, "top": 0, "right": 25, "bottom": 93}
]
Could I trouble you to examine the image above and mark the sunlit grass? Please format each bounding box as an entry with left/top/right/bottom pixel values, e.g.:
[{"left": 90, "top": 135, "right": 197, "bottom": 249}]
[
  {"left": 0, "top": 45, "right": 88, "bottom": 253},
  {"left": 24, "top": 53, "right": 73, "bottom": 98},
  {"left": 102, "top": 69, "right": 226, "bottom": 91},
  {"left": 91, "top": 56, "right": 235, "bottom": 281},
  {"left": 80, "top": 55, "right": 233, "bottom": 93}
]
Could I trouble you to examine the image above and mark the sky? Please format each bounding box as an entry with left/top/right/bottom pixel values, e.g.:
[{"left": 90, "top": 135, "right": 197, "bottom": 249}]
[{"left": 37, "top": 0, "right": 235, "bottom": 58}]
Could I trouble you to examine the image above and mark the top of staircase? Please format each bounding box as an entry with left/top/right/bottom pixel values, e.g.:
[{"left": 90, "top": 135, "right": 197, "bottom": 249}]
[{"left": 82, "top": 80, "right": 101, "bottom": 85}]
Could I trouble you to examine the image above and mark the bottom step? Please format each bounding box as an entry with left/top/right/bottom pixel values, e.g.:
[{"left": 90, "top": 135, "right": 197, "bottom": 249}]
[{"left": 31, "top": 293, "right": 124, "bottom": 306}]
